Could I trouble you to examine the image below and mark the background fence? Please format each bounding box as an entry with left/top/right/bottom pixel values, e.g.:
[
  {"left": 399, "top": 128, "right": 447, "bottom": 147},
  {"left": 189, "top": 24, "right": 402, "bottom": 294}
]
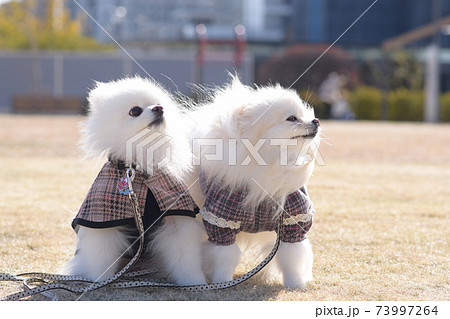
[{"left": 0, "top": 51, "right": 254, "bottom": 113}]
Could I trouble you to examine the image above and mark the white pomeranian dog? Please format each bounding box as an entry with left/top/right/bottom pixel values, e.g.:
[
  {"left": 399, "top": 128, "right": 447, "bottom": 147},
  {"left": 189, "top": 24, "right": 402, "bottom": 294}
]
[
  {"left": 189, "top": 77, "right": 320, "bottom": 289},
  {"left": 62, "top": 77, "right": 207, "bottom": 285}
]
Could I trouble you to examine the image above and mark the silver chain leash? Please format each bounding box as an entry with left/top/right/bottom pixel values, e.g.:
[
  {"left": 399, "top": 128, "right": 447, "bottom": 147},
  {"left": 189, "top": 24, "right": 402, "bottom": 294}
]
[{"left": 0, "top": 168, "right": 284, "bottom": 300}]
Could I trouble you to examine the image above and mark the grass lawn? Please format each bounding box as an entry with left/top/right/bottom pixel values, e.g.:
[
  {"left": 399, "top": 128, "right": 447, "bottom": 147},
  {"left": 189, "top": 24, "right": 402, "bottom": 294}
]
[{"left": 0, "top": 114, "right": 449, "bottom": 300}]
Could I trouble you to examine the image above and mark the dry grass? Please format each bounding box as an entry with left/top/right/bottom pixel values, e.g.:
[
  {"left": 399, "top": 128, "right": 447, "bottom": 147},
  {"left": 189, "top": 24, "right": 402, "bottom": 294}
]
[{"left": 0, "top": 115, "right": 449, "bottom": 300}]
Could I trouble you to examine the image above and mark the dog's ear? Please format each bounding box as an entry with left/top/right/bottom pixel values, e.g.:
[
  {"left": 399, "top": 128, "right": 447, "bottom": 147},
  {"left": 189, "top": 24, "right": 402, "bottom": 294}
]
[
  {"left": 221, "top": 76, "right": 254, "bottom": 134},
  {"left": 86, "top": 81, "right": 110, "bottom": 113},
  {"left": 233, "top": 103, "right": 247, "bottom": 118},
  {"left": 231, "top": 103, "right": 252, "bottom": 137}
]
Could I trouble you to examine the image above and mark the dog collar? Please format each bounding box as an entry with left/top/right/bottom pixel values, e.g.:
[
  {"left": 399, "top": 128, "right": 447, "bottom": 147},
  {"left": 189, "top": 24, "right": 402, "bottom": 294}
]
[{"left": 108, "top": 156, "right": 139, "bottom": 171}]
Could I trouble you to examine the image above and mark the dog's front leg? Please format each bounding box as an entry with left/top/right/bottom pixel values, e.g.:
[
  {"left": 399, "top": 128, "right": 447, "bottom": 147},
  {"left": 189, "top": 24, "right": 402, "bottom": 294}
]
[
  {"left": 276, "top": 239, "right": 313, "bottom": 289},
  {"left": 151, "top": 216, "right": 207, "bottom": 285},
  {"left": 204, "top": 242, "right": 241, "bottom": 283},
  {"left": 62, "top": 226, "right": 130, "bottom": 282}
]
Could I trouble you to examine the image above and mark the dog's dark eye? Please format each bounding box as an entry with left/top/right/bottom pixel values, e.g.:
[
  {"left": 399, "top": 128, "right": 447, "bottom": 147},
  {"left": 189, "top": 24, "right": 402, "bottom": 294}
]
[
  {"left": 129, "top": 106, "right": 143, "bottom": 117},
  {"left": 286, "top": 116, "right": 298, "bottom": 122}
]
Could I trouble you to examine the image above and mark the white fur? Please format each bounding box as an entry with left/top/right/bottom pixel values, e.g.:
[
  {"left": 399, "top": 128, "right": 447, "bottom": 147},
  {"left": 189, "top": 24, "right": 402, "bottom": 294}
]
[
  {"left": 148, "top": 216, "right": 207, "bottom": 285},
  {"left": 63, "top": 77, "right": 206, "bottom": 285},
  {"left": 276, "top": 239, "right": 313, "bottom": 289},
  {"left": 79, "top": 76, "right": 192, "bottom": 179},
  {"left": 192, "top": 78, "right": 320, "bottom": 208},
  {"left": 62, "top": 226, "right": 130, "bottom": 281},
  {"left": 203, "top": 242, "right": 241, "bottom": 283},
  {"left": 193, "top": 77, "right": 320, "bottom": 288}
]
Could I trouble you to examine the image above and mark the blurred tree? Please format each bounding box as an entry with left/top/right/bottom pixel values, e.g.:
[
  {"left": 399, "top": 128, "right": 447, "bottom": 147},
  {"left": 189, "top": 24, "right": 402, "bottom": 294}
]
[
  {"left": 387, "top": 51, "right": 424, "bottom": 91},
  {"left": 360, "top": 50, "right": 424, "bottom": 91},
  {"left": 357, "top": 50, "right": 424, "bottom": 120},
  {"left": 256, "top": 44, "right": 359, "bottom": 93},
  {"left": 0, "top": 1, "right": 29, "bottom": 49},
  {"left": 0, "top": 0, "right": 110, "bottom": 50}
]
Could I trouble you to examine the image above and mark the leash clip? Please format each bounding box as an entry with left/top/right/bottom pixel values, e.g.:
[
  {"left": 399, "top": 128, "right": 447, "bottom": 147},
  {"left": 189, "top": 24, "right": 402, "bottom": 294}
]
[{"left": 125, "top": 168, "right": 136, "bottom": 197}]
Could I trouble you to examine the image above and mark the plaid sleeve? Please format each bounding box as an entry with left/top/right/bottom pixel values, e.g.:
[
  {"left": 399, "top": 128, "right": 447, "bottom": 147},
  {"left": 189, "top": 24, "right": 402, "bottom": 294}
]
[
  {"left": 280, "top": 189, "right": 314, "bottom": 243},
  {"left": 281, "top": 219, "right": 313, "bottom": 243},
  {"left": 200, "top": 173, "right": 243, "bottom": 246},
  {"left": 200, "top": 188, "right": 242, "bottom": 245},
  {"left": 202, "top": 218, "right": 239, "bottom": 246}
]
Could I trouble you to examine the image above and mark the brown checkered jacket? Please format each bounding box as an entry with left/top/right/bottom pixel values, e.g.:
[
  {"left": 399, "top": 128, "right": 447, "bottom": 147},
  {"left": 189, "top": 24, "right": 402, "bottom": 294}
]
[
  {"left": 200, "top": 172, "right": 315, "bottom": 246},
  {"left": 72, "top": 162, "right": 197, "bottom": 230}
]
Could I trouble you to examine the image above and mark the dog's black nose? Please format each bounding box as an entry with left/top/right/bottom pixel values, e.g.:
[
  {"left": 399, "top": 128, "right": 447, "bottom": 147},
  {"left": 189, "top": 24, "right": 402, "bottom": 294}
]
[
  {"left": 152, "top": 105, "right": 164, "bottom": 114},
  {"left": 312, "top": 118, "right": 320, "bottom": 126}
]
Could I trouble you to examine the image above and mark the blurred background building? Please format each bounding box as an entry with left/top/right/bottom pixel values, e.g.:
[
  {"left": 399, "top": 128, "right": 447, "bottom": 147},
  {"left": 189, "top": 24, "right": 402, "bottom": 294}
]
[
  {"left": 66, "top": 0, "right": 450, "bottom": 71},
  {"left": 1, "top": 0, "right": 450, "bottom": 121},
  {"left": 67, "top": 0, "right": 450, "bottom": 47},
  {"left": 68, "top": 0, "right": 292, "bottom": 43},
  {"left": 292, "top": 0, "right": 450, "bottom": 46}
]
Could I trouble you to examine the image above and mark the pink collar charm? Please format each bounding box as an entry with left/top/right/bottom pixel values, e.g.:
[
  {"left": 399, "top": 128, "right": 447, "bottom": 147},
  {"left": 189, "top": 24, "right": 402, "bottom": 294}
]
[{"left": 117, "top": 176, "right": 130, "bottom": 195}]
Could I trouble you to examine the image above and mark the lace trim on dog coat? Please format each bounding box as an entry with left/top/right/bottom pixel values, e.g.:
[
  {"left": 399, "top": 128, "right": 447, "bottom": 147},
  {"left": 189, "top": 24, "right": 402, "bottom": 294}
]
[
  {"left": 72, "top": 162, "right": 197, "bottom": 229},
  {"left": 283, "top": 209, "right": 315, "bottom": 225},
  {"left": 200, "top": 208, "right": 242, "bottom": 229},
  {"left": 199, "top": 171, "right": 314, "bottom": 246},
  {"left": 200, "top": 206, "right": 314, "bottom": 229}
]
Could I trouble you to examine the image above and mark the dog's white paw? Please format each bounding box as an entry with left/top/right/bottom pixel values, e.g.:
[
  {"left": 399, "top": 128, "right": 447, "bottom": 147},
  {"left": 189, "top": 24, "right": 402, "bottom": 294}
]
[
  {"left": 173, "top": 272, "right": 207, "bottom": 286},
  {"left": 205, "top": 243, "right": 241, "bottom": 284},
  {"left": 283, "top": 273, "right": 307, "bottom": 290},
  {"left": 210, "top": 271, "right": 234, "bottom": 284}
]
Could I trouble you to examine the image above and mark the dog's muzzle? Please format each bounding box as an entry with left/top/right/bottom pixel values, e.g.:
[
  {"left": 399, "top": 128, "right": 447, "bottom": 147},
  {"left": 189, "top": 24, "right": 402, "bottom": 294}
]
[
  {"left": 293, "top": 118, "right": 320, "bottom": 139},
  {"left": 149, "top": 105, "right": 164, "bottom": 126},
  {"left": 304, "top": 118, "right": 320, "bottom": 138}
]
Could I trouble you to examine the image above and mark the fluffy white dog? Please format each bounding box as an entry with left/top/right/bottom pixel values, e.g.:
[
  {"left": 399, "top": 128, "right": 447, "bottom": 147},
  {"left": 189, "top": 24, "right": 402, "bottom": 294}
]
[
  {"left": 189, "top": 78, "right": 320, "bottom": 289},
  {"left": 62, "top": 77, "right": 207, "bottom": 285}
]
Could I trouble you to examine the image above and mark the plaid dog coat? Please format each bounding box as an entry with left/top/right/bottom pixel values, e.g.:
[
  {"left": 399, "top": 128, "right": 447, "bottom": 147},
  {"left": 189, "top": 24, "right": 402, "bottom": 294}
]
[
  {"left": 72, "top": 161, "right": 198, "bottom": 231},
  {"left": 199, "top": 172, "right": 314, "bottom": 246}
]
